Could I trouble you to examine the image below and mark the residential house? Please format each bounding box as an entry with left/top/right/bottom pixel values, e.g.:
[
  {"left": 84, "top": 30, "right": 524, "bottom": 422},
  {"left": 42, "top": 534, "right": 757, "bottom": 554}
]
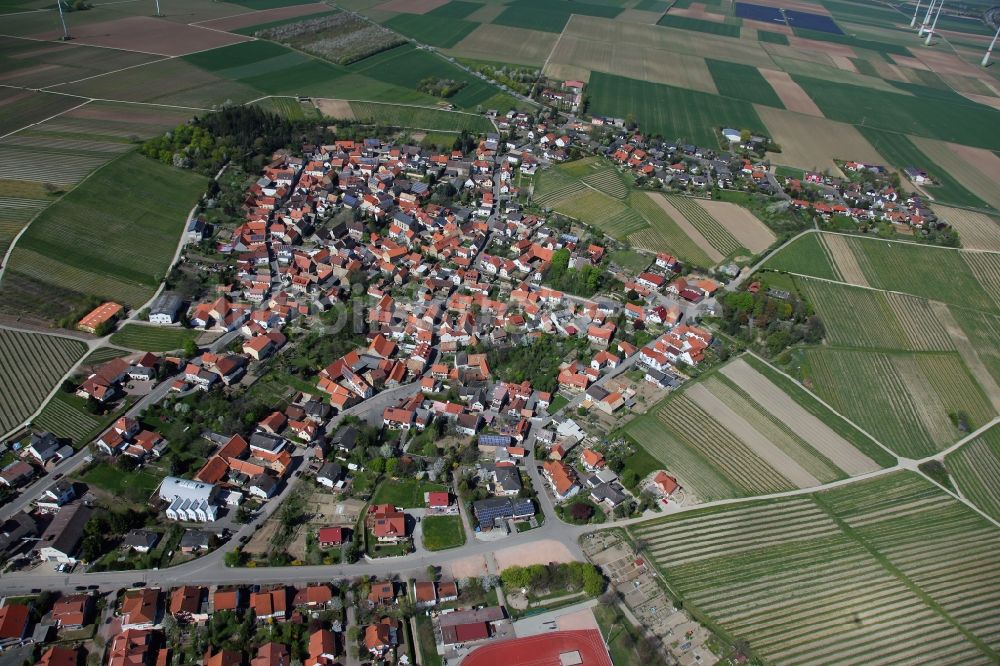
[{"left": 120, "top": 588, "right": 160, "bottom": 630}]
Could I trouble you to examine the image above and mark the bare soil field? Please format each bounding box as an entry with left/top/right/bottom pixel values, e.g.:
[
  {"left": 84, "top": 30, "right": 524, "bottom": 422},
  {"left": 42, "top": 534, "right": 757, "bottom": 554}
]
[
  {"left": 822, "top": 233, "right": 869, "bottom": 286},
  {"left": 960, "top": 92, "right": 1000, "bottom": 111},
  {"left": 720, "top": 359, "right": 881, "bottom": 475},
  {"left": 757, "top": 105, "right": 886, "bottom": 173},
  {"left": 668, "top": 4, "right": 725, "bottom": 21},
  {"left": 686, "top": 383, "right": 819, "bottom": 488},
  {"left": 912, "top": 48, "right": 988, "bottom": 78},
  {"left": 787, "top": 35, "right": 856, "bottom": 59},
  {"left": 494, "top": 539, "right": 575, "bottom": 569},
  {"left": 743, "top": 0, "right": 832, "bottom": 14},
  {"left": 197, "top": 2, "right": 331, "bottom": 31},
  {"left": 244, "top": 518, "right": 279, "bottom": 556},
  {"left": 544, "top": 34, "right": 718, "bottom": 94},
  {"left": 63, "top": 101, "right": 189, "bottom": 127},
  {"left": 930, "top": 301, "right": 1000, "bottom": 413},
  {"left": 742, "top": 18, "right": 792, "bottom": 34},
  {"left": 763, "top": 43, "right": 837, "bottom": 67},
  {"left": 934, "top": 206, "right": 1000, "bottom": 252},
  {"left": 757, "top": 68, "right": 823, "bottom": 116},
  {"left": 563, "top": 15, "right": 774, "bottom": 68},
  {"left": 314, "top": 98, "right": 355, "bottom": 119},
  {"left": 829, "top": 54, "right": 858, "bottom": 73},
  {"left": 697, "top": 199, "right": 775, "bottom": 253},
  {"left": 447, "top": 24, "right": 558, "bottom": 67},
  {"left": 647, "top": 193, "right": 723, "bottom": 263},
  {"left": 33, "top": 16, "right": 250, "bottom": 56},
  {"left": 374, "top": 0, "right": 448, "bottom": 13}
]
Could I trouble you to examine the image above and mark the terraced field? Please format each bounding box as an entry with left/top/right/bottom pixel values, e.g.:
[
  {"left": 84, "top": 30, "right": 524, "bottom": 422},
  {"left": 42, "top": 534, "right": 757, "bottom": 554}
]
[
  {"left": 947, "top": 424, "right": 1000, "bottom": 522},
  {"left": 629, "top": 473, "right": 1000, "bottom": 664},
  {"left": 0, "top": 329, "right": 86, "bottom": 435}
]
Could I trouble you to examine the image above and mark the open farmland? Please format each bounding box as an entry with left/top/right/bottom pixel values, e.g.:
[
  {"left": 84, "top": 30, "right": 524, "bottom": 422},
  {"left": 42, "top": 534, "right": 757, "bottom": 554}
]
[
  {"left": 756, "top": 105, "right": 886, "bottom": 173},
  {"left": 947, "top": 424, "right": 1000, "bottom": 522},
  {"left": 0, "top": 39, "right": 162, "bottom": 90},
  {"left": 0, "top": 329, "right": 86, "bottom": 435},
  {"left": 624, "top": 192, "right": 713, "bottom": 266},
  {"left": 949, "top": 308, "right": 1000, "bottom": 390},
  {"left": 384, "top": 13, "right": 478, "bottom": 47},
  {"left": 763, "top": 232, "right": 839, "bottom": 280},
  {"left": 0, "top": 152, "right": 207, "bottom": 323},
  {"left": 797, "top": 278, "right": 954, "bottom": 352},
  {"left": 256, "top": 12, "right": 406, "bottom": 64},
  {"left": 664, "top": 195, "right": 743, "bottom": 257},
  {"left": 695, "top": 199, "right": 775, "bottom": 253},
  {"left": 492, "top": 0, "right": 623, "bottom": 33},
  {"left": 802, "top": 348, "right": 995, "bottom": 457},
  {"left": 586, "top": 72, "right": 764, "bottom": 145},
  {"left": 637, "top": 193, "right": 721, "bottom": 263},
  {"left": 347, "top": 102, "right": 493, "bottom": 132},
  {"left": 707, "top": 59, "right": 783, "bottom": 107},
  {"left": 658, "top": 14, "right": 741, "bottom": 37},
  {"left": 0, "top": 89, "right": 84, "bottom": 138},
  {"left": 198, "top": 3, "right": 333, "bottom": 32},
  {"left": 625, "top": 354, "right": 896, "bottom": 501},
  {"left": 629, "top": 472, "right": 1000, "bottom": 665},
  {"left": 908, "top": 138, "right": 1000, "bottom": 211},
  {"left": 532, "top": 163, "right": 647, "bottom": 239},
  {"left": 935, "top": 208, "right": 1000, "bottom": 252},
  {"left": 444, "top": 24, "right": 557, "bottom": 66},
  {"left": 109, "top": 324, "right": 199, "bottom": 352}
]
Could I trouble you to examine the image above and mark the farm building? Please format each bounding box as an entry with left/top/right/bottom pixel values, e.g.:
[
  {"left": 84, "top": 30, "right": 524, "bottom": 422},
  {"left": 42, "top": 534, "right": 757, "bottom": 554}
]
[
  {"left": 78, "top": 302, "right": 123, "bottom": 333},
  {"left": 149, "top": 292, "right": 184, "bottom": 325}
]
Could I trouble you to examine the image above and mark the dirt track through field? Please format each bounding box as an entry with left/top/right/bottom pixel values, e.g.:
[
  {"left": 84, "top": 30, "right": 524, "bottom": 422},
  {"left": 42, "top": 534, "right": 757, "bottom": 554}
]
[
  {"left": 696, "top": 199, "right": 775, "bottom": 253},
  {"left": 647, "top": 193, "right": 723, "bottom": 263},
  {"left": 822, "top": 234, "right": 869, "bottom": 286},
  {"left": 930, "top": 301, "right": 1000, "bottom": 413},
  {"left": 721, "top": 359, "right": 881, "bottom": 475},
  {"left": 757, "top": 69, "right": 823, "bottom": 116},
  {"left": 686, "top": 383, "right": 820, "bottom": 488}
]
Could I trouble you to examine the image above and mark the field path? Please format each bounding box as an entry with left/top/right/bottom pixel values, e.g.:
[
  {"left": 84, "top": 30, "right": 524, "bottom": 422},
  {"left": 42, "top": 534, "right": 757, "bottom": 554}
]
[
  {"left": 686, "top": 383, "right": 821, "bottom": 488},
  {"left": 647, "top": 192, "right": 723, "bottom": 263},
  {"left": 930, "top": 301, "right": 1000, "bottom": 413}
]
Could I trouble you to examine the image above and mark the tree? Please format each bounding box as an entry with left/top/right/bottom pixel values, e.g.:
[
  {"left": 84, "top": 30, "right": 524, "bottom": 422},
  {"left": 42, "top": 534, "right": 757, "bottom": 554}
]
[
  {"left": 581, "top": 565, "right": 605, "bottom": 597},
  {"left": 384, "top": 457, "right": 399, "bottom": 476},
  {"left": 368, "top": 458, "right": 385, "bottom": 475},
  {"left": 182, "top": 338, "right": 199, "bottom": 358},
  {"left": 569, "top": 501, "right": 594, "bottom": 522}
]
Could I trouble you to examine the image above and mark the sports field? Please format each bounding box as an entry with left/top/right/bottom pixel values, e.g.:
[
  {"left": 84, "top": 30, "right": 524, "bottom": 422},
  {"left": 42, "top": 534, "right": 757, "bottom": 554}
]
[
  {"left": 0, "top": 152, "right": 207, "bottom": 323},
  {"left": 629, "top": 472, "right": 1000, "bottom": 664},
  {"left": 0, "top": 329, "right": 86, "bottom": 435}
]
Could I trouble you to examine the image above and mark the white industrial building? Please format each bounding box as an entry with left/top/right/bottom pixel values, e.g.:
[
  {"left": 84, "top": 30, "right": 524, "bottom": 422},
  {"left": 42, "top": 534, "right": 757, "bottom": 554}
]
[{"left": 159, "top": 476, "right": 219, "bottom": 523}]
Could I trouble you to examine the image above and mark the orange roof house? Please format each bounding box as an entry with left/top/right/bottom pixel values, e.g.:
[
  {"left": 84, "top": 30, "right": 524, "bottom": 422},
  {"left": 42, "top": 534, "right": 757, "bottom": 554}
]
[
  {"left": 581, "top": 448, "right": 605, "bottom": 470},
  {"left": 542, "top": 460, "right": 578, "bottom": 499},
  {"left": 78, "top": 301, "right": 123, "bottom": 333},
  {"left": 653, "top": 471, "right": 679, "bottom": 496},
  {"left": 0, "top": 604, "right": 29, "bottom": 640},
  {"left": 38, "top": 646, "right": 79, "bottom": 666},
  {"left": 368, "top": 503, "right": 407, "bottom": 542}
]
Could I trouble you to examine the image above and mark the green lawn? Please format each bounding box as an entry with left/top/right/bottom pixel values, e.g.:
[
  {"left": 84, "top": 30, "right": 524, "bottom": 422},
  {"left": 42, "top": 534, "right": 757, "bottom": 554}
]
[
  {"left": 79, "top": 462, "right": 163, "bottom": 503},
  {"left": 587, "top": 72, "right": 765, "bottom": 146},
  {"left": 110, "top": 324, "right": 198, "bottom": 352},
  {"left": 371, "top": 478, "right": 447, "bottom": 508},
  {"left": 421, "top": 515, "right": 466, "bottom": 551},
  {"left": 0, "top": 152, "right": 207, "bottom": 322},
  {"left": 547, "top": 394, "right": 571, "bottom": 415},
  {"left": 762, "top": 232, "right": 838, "bottom": 281},
  {"left": 608, "top": 250, "right": 651, "bottom": 273}
]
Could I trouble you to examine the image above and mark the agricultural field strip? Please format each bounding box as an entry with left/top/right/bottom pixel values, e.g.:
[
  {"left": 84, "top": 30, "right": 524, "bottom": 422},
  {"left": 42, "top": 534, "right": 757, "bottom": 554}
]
[
  {"left": 718, "top": 358, "right": 880, "bottom": 474},
  {"left": 686, "top": 382, "right": 821, "bottom": 487},
  {"left": 0, "top": 327, "right": 86, "bottom": 434},
  {"left": 658, "top": 395, "right": 794, "bottom": 493},
  {"left": 645, "top": 193, "right": 722, "bottom": 263},
  {"left": 962, "top": 252, "right": 1000, "bottom": 312},
  {"left": 664, "top": 194, "right": 741, "bottom": 255},
  {"left": 34, "top": 395, "right": 102, "bottom": 442},
  {"left": 947, "top": 426, "right": 1000, "bottom": 521}
]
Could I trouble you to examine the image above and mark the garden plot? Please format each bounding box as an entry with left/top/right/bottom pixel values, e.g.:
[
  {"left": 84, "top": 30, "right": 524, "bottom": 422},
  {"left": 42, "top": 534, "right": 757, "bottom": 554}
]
[
  {"left": 933, "top": 206, "right": 1000, "bottom": 252},
  {"left": 947, "top": 424, "right": 1000, "bottom": 522},
  {"left": 628, "top": 472, "right": 999, "bottom": 665},
  {"left": 0, "top": 328, "right": 86, "bottom": 434},
  {"left": 719, "top": 358, "right": 882, "bottom": 475}
]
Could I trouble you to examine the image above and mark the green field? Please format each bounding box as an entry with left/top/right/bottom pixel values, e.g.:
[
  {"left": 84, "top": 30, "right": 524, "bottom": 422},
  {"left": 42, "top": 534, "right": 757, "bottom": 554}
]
[
  {"left": 420, "top": 515, "right": 466, "bottom": 551},
  {"left": 757, "top": 30, "right": 789, "bottom": 44},
  {"left": 384, "top": 14, "right": 478, "bottom": 47},
  {"left": 793, "top": 76, "right": 1000, "bottom": 151},
  {"left": 857, "top": 127, "right": 991, "bottom": 209},
  {"left": 0, "top": 89, "right": 82, "bottom": 138},
  {"left": 763, "top": 232, "right": 839, "bottom": 280},
  {"left": 110, "top": 324, "right": 199, "bottom": 352},
  {"left": 946, "top": 423, "right": 1000, "bottom": 522},
  {"left": 707, "top": 59, "right": 783, "bottom": 108},
  {"left": 587, "top": 72, "right": 765, "bottom": 146},
  {"left": 628, "top": 472, "right": 1000, "bottom": 664},
  {"left": 371, "top": 478, "right": 447, "bottom": 508},
  {"left": 0, "top": 152, "right": 208, "bottom": 322},
  {"left": 231, "top": 9, "right": 338, "bottom": 35},
  {"left": 533, "top": 163, "right": 647, "bottom": 238},
  {"left": 81, "top": 347, "right": 131, "bottom": 366},
  {"left": 657, "top": 14, "right": 740, "bottom": 37},
  {"left": 79, "top": 462, "right": 164, "bottom": 503},
  {"left": 0, "top": 329, "right": 86, "bottom": 435},
  {"left": 802, "top": 348, "right": 995, "bottom": 458},
  {"left": 664, "top": 194, "right": 743, "bottom": 256},
  {"left": 348, "top": 102, "right": 494, "bottom": 133},
  {"left": 493, "top": 0, "right": 623, "bottom": 32},
  {"left": 33, "top": 392, "right": 106, "bottom": 445},
  {"left": 254, "top": 96, "right": 322, "bottom": 119}
]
